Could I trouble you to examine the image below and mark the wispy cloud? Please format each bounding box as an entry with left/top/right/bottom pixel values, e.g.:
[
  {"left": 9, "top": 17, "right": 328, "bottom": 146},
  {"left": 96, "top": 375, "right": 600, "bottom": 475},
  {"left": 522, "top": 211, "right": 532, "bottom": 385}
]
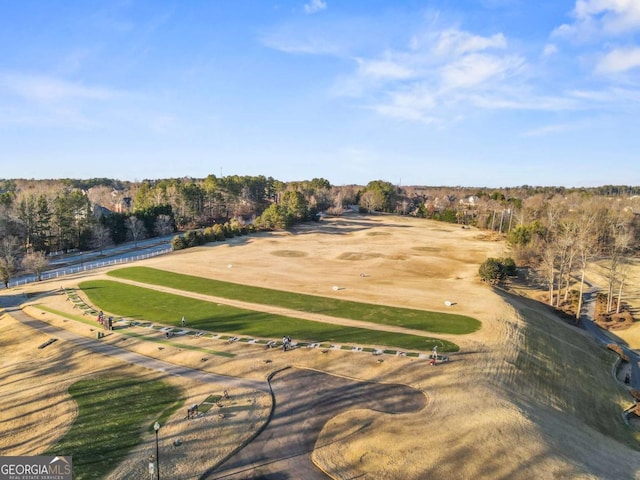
[
  {"left": 371, "top": 85, "right": 439, "bottom": 123},
  {"left": 0, "top": 72, "right": 127, "bottom": 128},
  {"left": 304, "top": 0, "right": 327, "bottom": 15},
  {"left": 337, "top": 27, "right": 534, "bottom": 122},
  {"left": 542, "top": 43, "right": 558, "bottom": 57},
  {"left": 355, "top": 58, "right": 414, "bottom": 80},
  {"left": 440, "top": 53, "right": 523, "bottom": 90},
  {"left": 522, "top": 122, "right": 582, "bottom": 137},
  {"left": 260, "top": 22, "right": 344, "bottom": 55},
  {"left": 267, "top": 9, "right": 640, "bottom": 126},
  {"left": 569, "top": 86, "right": 640, "bottom": 106},
  {"left": 596, "top": 47, "right": 640, "bottom": 74},
  {"left": 553, "top": 0, "right": 640, "bottom": 40},
  {"left": 0, "top": 73, "right": 122, "bottom": 102},
  {"left": 432, "top": 29, "right": 507, "bottom": 56}
]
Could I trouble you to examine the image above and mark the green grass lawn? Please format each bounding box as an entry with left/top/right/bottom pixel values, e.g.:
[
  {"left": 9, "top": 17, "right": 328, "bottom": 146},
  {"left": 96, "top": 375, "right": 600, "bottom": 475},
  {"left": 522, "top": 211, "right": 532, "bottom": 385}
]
[
  {"left": 107, "top": 266, "right": 480, "bottom": 334},
  {"left": 79, "top": 279, "right": 459, "bottom": 352},
  {"left": 46, "top": 375, "right": 181, "bottom": 479}
]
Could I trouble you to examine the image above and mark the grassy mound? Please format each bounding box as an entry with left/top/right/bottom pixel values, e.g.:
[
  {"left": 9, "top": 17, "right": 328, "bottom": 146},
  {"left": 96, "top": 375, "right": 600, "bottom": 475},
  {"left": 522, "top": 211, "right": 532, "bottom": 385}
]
[
  {"left": 46, "top": 375, "right": 181, "bottom": 479},
  {"left": 497, "top": 291, "right": 640, "bottom": 450}
]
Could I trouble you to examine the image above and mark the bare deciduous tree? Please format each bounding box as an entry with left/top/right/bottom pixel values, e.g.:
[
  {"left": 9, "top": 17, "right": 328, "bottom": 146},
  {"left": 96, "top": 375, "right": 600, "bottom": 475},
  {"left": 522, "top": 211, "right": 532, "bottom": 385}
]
[
  {"left": 91, "top": 224, "right": 114, "bottom": 255},
  {"left": 125, "top": 216, "right": 147, "bottom": 247},
  {"left": 22, "top": 250, "right": 49, "bottom": 281},
  {"left": 154, "top": 214, "right": 174, "bottom": 237},
  {"left": 602, "top": 211, "right": 633, "bottom": 313},
  {"left": 575, "top": 211, "right": 599, "bottom": 320}
]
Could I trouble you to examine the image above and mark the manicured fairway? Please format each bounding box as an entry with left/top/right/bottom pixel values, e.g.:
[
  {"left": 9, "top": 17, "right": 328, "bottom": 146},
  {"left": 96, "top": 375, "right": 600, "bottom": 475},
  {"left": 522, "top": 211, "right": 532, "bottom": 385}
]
[
  {"left": 108, "top": 266, "right": 480, "bottom": 334},
  {"left": 80, "top": 279, "right": 459, "bottom": 351},
  {"left": 46, "top": 375, "right": 181, "bottom": 480}
]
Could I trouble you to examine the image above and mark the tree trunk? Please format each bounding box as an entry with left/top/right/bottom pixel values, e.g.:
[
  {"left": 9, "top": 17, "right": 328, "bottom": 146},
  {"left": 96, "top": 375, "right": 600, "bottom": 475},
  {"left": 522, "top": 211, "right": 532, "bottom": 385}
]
[
  {"left": 576, "top": 267, "right": 586, "bottom": 320},
  {"left": 556, "top": 261, "right": 564, "bottom": 308},
  {"left": 563, "top": 253, "right": 575, "bottom": 302},
  {"left": 616, "top": 276, "right": 625, "bottom": 314}
]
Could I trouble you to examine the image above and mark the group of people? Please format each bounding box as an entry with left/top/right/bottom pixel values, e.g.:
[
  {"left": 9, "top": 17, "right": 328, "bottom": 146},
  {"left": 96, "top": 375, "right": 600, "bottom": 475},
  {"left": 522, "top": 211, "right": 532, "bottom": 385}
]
[
  {"left": 96, "top": 311, "right": 113, "bottom": 330},
  {"left": 282, "top": 335, "right": 293, "bottom": 351}
]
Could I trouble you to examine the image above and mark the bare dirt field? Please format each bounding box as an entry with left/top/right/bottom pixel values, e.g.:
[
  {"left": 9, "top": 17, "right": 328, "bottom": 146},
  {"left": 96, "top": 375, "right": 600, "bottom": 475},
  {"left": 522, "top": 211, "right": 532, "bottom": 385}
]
[{"left": 2, "top": 214, "right": 640, "bottom": 479}]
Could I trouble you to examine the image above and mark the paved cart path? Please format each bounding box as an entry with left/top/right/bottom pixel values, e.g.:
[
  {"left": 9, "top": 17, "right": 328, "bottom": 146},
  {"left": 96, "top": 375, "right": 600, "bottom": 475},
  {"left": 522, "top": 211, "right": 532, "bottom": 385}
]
[{"left": 204, "top": 368, "right": 427, "bottom": 480}]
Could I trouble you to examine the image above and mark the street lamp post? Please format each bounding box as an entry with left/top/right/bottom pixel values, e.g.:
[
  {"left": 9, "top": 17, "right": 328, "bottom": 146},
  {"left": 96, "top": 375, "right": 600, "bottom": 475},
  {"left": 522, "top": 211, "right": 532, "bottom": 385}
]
[{"left": 153, "top": 421, "right": 160, "bottom": 480}]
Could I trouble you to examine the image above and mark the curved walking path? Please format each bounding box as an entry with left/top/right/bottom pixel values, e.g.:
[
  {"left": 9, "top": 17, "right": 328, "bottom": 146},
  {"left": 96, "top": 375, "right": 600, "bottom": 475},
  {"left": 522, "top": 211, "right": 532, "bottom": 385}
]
[{"left": 1, "top": 292, "right": 428, "bottom": 479}]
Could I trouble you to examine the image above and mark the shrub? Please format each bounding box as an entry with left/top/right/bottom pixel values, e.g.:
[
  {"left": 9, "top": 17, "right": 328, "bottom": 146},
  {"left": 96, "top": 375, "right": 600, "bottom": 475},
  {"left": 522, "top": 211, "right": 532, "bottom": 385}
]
[
  {"left": 183, "top": 229, "right": 205, "bottom": 247},
  {"left": 500, "top": 257, "right": 517, "bottom": 276},
  {"left": 171, "top": 235, "right": 186, "bottom": 250},
  {"left": 479, "top": 257, "right": 517, "bottom": 284},
  {"left": 479, "top": 258, "right": 505, "bottom": 284}
]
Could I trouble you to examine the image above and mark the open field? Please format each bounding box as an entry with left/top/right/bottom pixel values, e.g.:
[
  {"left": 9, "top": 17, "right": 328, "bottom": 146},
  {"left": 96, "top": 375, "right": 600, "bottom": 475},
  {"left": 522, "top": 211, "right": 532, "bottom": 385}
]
[{"left": 2, "top": 214, "right": 640, "bottom": 479}]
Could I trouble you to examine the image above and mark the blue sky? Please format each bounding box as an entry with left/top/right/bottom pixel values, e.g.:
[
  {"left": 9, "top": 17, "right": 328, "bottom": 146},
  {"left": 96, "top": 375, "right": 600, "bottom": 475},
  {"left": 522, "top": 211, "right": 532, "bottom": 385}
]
[{"left": 1, "top": 0, "right": 639, "bottom": 187}]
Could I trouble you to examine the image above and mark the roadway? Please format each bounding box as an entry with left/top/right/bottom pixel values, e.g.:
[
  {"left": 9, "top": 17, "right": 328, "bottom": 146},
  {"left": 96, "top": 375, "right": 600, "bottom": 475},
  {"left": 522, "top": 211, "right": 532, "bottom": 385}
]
[
  {"left": 2, "top": 235, "right": 174, "bottom": 289},
  {"left": 578, "top": 286, "right": 640, "bottom": 391}
]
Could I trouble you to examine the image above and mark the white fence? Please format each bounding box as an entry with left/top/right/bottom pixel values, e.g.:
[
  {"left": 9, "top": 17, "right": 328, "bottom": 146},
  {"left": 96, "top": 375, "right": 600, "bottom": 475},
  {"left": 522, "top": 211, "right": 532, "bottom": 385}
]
[{"left": 4, "top": 247, "right": 172, "bottom": 289}]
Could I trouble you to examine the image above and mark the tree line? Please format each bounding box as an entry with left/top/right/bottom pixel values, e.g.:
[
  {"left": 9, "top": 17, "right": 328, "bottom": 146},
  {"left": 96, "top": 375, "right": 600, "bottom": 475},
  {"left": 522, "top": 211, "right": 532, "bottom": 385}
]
[
  {"left": 1, "top": 177, "right": 639, "bottom": 304},
  {"left": 480, "top": 192, "right": 639, "bottom": 319}
]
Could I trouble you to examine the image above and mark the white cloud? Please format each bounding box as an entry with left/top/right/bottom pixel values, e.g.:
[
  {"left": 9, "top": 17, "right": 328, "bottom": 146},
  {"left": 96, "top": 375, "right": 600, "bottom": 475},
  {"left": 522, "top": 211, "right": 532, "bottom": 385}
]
[
  {"left": 522, "top": 122, "right": 581, "bottom": 137},
  {"left": 337, "top": 27, "right": 537, "bottom": 122},
  {"left": 542, "top": 43, "right": 558, "bottom": 57},
  {"left": 433, "top": 29, "right": 507, "bottom": 56},
  {"left": 596, "top": 46, "right": 640, "bottom": 73},
  {"left": 304, "top": 0, "right": 327, "bottom": 15},
  {"left": 440, "top": 53, "right": 522, "bottom": 90},
  {"left": 356, "top": 58, "right": 414, "bottom": 79},
  {"left": 469, "top": 93, "right": 578, "bottom": 111},
  {"left": 554, "top": 0, "right": 640, "bottom": 39},
  {"left": 261, "top": 32, "right": 341, "bottom": 55},
  {"left": 372, "top": 85, "right": 439, "bottom": 123},
  {"left": 0, "top": 73, "right": 121, "bottom": 103},
  {"left": 0, "top": 72, "right": 129, "bottom": 128}
]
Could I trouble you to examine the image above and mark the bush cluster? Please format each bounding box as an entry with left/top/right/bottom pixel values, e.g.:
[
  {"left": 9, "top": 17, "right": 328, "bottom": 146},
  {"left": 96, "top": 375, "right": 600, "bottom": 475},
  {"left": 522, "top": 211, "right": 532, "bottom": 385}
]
[
  {"left": 171, "top": 219, "right": 255, "bottom": 250},
  {"left": 479, "top": 257, "right": 517, "bottom": 284}
]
